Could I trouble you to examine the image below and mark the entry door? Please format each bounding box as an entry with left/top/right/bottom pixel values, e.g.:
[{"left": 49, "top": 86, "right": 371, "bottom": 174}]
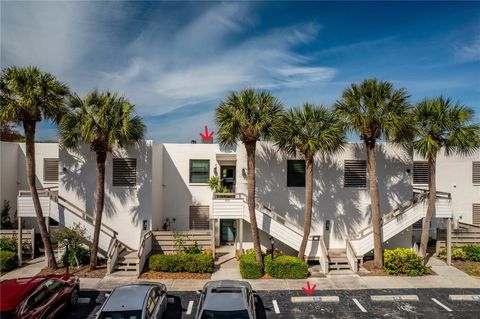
[
  {"left": 220, "top": 219, "right": 235, "bottom": 244},
  {"left": 220, "top": 166, "right": 236, "bottom": 192}
]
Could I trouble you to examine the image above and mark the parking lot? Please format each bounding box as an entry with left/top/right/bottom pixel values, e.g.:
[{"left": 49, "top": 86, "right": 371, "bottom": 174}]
[{"left": 70, "top": 288, "right": 480, "bottom": 318}]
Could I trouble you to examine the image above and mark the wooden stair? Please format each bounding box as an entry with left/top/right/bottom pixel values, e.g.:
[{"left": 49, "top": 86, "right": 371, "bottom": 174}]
[
  {"left": 328, "top": 249, "right": 351, "bottom": 271},
  {"left": 114, "top": 245, "right": 138, "bottom": 272}
]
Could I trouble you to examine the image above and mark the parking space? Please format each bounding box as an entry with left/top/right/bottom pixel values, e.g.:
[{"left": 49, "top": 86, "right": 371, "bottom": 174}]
[{"left": 76, "top": 288, "right": 480, "bottom": 318}]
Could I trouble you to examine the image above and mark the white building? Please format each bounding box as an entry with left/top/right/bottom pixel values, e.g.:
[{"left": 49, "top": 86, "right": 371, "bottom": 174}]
[{"left": 1, "top": 140, "right": 478, "bottom": 274}]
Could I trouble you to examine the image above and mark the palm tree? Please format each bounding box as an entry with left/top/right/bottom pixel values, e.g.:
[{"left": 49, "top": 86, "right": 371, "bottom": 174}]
[
  {"left": 60, "top": 90, "right": 145, "bottom": 270},
  {"left": 216, "top": 89, "right": 283, "bottom": 264},
  {"left": 274, "top": 103, "right": 346, "bottom": 258},
  {"left": 335, "top": 79, "right": 410, "bottom": 269},
  {"left": 0, "top": 66, "right": 70, "bottom": 270},
  {"left": 413, "top": 97, "right": 480, "bottom": 259}
]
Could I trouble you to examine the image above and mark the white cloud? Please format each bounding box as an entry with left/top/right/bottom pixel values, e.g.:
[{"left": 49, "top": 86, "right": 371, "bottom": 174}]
[{"left": 456, "top": 37, "right": 480, "bottom": 62}]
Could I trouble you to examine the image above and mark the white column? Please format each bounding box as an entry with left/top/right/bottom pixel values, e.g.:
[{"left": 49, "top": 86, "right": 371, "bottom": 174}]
[
  {"left": 18, "top": 217, "right": 22, "bottom": 267},
  {"left": 447, "top": 218, "right": 452, "bottom": 265},
  {"left": 239, "top": 218, "right": 243, "bottom": 254}
]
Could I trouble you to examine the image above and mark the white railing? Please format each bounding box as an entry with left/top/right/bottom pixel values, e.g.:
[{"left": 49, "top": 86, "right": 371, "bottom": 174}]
[
  {"left": 346, "top": 239, "right": 358, "bottom": 273},
  {"left": 106, "top": 239, "right": 120, "bottom": 275},
  {"left": 318, "top": 236, "right": 329, "bottom": 273},
  {"left": 137, "top": 230, "right": 153, "bottom": 276}
]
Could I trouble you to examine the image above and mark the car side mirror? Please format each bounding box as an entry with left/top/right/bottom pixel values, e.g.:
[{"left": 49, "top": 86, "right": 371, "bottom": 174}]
[
  {"left": 196, "top": 290, "right": 202, "bottom": 295},
  {"left": 105, "top": 293, "right": 110, "bottom": 298}
]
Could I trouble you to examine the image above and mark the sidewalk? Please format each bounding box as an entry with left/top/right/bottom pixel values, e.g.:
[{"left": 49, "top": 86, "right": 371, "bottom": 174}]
[{"left": 3, "top": 255, "right": 479, "bottom": 292}]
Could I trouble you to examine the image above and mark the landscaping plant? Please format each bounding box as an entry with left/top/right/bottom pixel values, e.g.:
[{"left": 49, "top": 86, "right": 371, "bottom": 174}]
[
  {"left": 264, "top": 255, "right": 308, "bottom": 279},
  {"left": 51, "top": 223, "right": 89, "bottom": 268},
  {"left": 239, "top": 253, "right": 263, "bottom": 279},
  {"left": 0, "top": 237, "right": 17, "bottom": 252},
  {"left": 0, "top": 250, "right": 17, "bottom": 272},
  {"left": 149, "top": 253, "right": 214, "bottom": 273},
  {"left": 1, "top": 66, "right": 70, "bottom": 270},
  {"left": 383, "top": 248, "right": 428, "bottom": 276}
]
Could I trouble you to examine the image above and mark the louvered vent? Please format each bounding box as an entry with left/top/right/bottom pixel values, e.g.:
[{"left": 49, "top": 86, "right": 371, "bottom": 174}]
[
  {"left": 43, "top": 158, "right": 59, "bottom": 182},
  {"left": 473, "top": 204, "right": 480, "bottom": 226},
  {"left": 473, "top": 162, "right": 480, "bottom": 184},
  {"left": 344, "top": 160, "right": 367, "bottom": 188},
  {"left": 413, "top": 161, "right": 429, "bottom": 185},
  {"left": 113, "top": 158, "right": 136, "bottom": 187},
  {"left": 189, "top": 206, "right": 210, "bottom": 230}
]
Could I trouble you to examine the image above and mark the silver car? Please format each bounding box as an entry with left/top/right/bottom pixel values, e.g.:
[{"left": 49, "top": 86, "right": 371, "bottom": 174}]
[
  {"left": 96, "top": 283, "right": 168, "bottom": 319},
  {"left": 195, "top": 280, "right": 256, "bottom": 319}
]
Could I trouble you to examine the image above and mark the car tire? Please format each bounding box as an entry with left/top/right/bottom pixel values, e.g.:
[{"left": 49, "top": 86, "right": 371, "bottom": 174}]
[{"left": 70, "top": 288, "right": 79, "bottom": 307}]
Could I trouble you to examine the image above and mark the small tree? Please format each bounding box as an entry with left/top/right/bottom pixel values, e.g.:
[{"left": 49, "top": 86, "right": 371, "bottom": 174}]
[
  {"left": 1, "top": 201, "right": 15, "bottom": 229},
  {"left": 51, "top": 223, "right": 88, "bottom": 268},
  {"left": 208, "top": 176, "right": 228, "bottom": 193}
]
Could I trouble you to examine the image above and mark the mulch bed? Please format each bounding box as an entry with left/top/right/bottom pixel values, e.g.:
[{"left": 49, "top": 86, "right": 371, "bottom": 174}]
[
  {"left": 360, "top": 260, "right": 436, "bottom": 276},
  {"left": 451, "top": 260, "right": 480, "bottom": 277},
  {"left": 37, "top": 265, "right": 107, "bottom": 278},
  {"left": 139, "top": 269, "right": 211, "bottom": 279}
]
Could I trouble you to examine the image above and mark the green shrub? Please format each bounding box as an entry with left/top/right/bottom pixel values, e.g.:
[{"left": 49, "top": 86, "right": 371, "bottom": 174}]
[
  {"left": 149, "top": 253, "right": 214, "bottom": 273},
  {"left": 438, "top": 246, "right": 468, "bottom": 261},
  {"left": 62, "top": 245, "right": 90, "bottom": 267},
  {"left": 0, "top": 251, "right": 17, "bottom": 272},
  {"left": 239, "top": 253, "right": 263, "bottom": 279},
  {"left": 383, "top": 248, "right": 427, "bottom": 276},
  {"left": 264, "top": 255, "right": 308, "bottom": 279},
  {"left": 183, "top": 242, "right": 202, "bottom": 254},
  {"left": 461, "top": 245, "right": 480, "bottom": 262},
  {"left": 0, "top": 237, "right": 17, "bottom": 252}
]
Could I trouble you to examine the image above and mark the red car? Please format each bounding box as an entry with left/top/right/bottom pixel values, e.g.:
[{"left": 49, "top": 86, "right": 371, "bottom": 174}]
[{"left": 0, "top": 274, "right": 79, "bottom": 319}]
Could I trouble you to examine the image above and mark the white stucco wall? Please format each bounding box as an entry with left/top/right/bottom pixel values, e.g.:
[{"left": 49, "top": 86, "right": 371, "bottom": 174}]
[
  {"left": 161, "top": 143, "right": 220, "bottom": 231},
  {"left": 17, "top": 143, "right": 59, "bottom": 191},
  {"left": 235, "top": 142, "right": 413, "bottom": 249},
  {"left": 151, "top": 142, "right": 164, "bottom": 230},
  {"left": 414, "top": 150, "right": 480, "bottom": 225},
  {"left": 0, "top": 142, "right": 19, "bottom": 215},
  {"left": 59, "top": 141, "right": 155, "bottom": 249}
]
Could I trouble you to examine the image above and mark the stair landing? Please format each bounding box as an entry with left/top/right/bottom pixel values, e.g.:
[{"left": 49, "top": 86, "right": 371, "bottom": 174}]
[{"left": 328, "top": 249, "right": 351, "bottom": 271}]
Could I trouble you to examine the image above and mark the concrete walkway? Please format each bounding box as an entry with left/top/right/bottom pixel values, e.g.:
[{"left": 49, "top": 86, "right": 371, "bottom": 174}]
[
  {"left": 211, "top": 245, "right": 242, "bottom": 280},
  {"left": 0, "top": 256, "right": 47, "bottom": 280}
]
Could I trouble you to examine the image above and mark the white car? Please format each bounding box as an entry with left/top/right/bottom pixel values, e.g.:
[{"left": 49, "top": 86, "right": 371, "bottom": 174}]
[{"left": 96, "top": 283, "right": 168, "bottom": 319}]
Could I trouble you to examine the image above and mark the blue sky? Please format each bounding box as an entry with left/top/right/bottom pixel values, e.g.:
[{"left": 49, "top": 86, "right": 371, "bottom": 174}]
[{"left": 2, "top": 1, "right": 479, "bottom": 142}]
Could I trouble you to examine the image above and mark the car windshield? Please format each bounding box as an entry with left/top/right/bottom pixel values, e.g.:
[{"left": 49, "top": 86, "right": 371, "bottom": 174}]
[
  {"left": 200, "top": 309, "right": 250, "bottom": 319},
  {"left": 98, "top": 310, "right": 143, "bottom": 319}
]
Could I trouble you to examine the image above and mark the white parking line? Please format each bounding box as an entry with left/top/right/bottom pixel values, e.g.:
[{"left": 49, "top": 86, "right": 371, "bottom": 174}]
[
  {"left": 77, "top": 297, "right": 90, "bottom": 304},
  {"left": 352, "top": 298, "right": 367, "bottom": 313},
  {"left": 272, "top": 300, "right": 280, "bottom": 314},
  {"left": 186, "top": 300, "right": 194, "bottom": 315},
  {"left": 431, "top": 298, "right": 452, "bottom": 312},
  {"left": 449, "top": 295, "right": 480, "bottom": 301}
]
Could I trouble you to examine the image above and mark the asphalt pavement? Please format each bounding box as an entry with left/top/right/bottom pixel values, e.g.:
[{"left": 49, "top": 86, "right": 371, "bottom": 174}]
[{"left": 69, "top": 288, "right": 480, "bottom": 319}]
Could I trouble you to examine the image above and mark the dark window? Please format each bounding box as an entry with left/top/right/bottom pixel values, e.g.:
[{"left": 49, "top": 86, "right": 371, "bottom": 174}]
[
  {"left": 413, "top": 161, "right": 429, "bottom": 185},
  {"left": 189, "top": 206, "right": 210, "bottom": 230},
  {"left": 43, "top": 158, "right": 59, "bottom": 182},
  {"left": 473, "top": 204, "right": 480, "bottom": 226},
  {"left": 344, "top": 160, "right": 367, "bottom": 188},
  {"left": 287, "top": 160, "right": 305, "bottom": 187},
  {"left": 473, "top": 162, "right": 480, "bottom": 184},
  {"left": 190, "top": 160, "right": 210, "bottom": 183},
  {"left": 112, "top": 158, "right": 136, "bottom": 187}
]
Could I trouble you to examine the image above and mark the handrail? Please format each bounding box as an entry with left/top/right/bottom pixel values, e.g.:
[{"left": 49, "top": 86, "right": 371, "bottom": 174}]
[
  {"left": 214, "top": 192, "right": 304, "bottom": 236},
  {"left": 346, "top": 238, "right": 359, "bottom": 272},
  {"left": 137, "top": 230, "right": 153, "bottom": 259},
  {"left": 108, "top": 238, "right": 119, "bottom": 259},
  {"left": 18, "top": 189, "right": 119, "bottom": 238},
  {"left": 350, "top": 189, "right": 452, "bottom": 241},
  {"left": 316, "top": 235, "right": 329, "bottom": 273}
]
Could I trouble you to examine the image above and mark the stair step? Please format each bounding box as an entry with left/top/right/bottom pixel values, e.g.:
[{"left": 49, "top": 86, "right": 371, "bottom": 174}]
[{"left": 115, "top": 265, "right": 137, "bottom": 271}]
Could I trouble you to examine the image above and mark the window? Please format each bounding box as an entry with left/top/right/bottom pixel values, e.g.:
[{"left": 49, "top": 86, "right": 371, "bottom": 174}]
[
  {"left": 413, "top": 161, "right": 429, "bottom": 185},
  {"left": 473, "top": 204, "right": 480, "bottom": 226},
  {"left": 112, "top": 158, "right": 136, "bottom": 187},
  {"left": 189, "top": 160, "right": 210, "bottom": 183},
  {"left": 287, "top": 160, "right": 305, "bottom": 187},
  {"left": 189, "top": 206, "right": 209, "bottom": 230},
  {"left": 43, "top": 158, "right": 59, "bottom": 182},
  {"left": 473, "top": 162, "right": 480, "bottom": 185},
  {"left": 344, "top": 160, "right": 367, "bottom": 188}
]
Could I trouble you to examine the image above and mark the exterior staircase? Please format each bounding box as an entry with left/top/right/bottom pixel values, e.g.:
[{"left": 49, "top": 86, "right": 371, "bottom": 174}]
[
  {"left": 17, "top": 188, "right": 139, "bottom": 275},
  {"left": 327, "top": 249, "right": 350, "bottom": 271}
]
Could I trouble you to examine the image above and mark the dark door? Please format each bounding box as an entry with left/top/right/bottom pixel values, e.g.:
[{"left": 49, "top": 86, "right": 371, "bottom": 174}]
[
  {"left": 220, "top": 219, "right": 236, "bottom": 244},
  {"left": 220, "top": 166, "right": 236, "bottom": 192}
]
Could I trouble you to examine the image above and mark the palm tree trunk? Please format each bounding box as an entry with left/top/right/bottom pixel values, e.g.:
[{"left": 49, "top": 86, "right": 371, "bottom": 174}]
[
  {"left": 23, "top": 120, "right": 57, "bottom": 269},
  {"left": 366, "top": 140, "right": 383, "bottom": 269},
  {"left": 245, "top": 142, "right": 263, "bottom": 264},
  {"left": 298, "top": 157, "right": 313, "bottom": 259},
  {"left": 90, "top": 151, "right": 107, "bottom": 270},
  {"left": 419, "top": 152, "right": 437, "bottom": 260}
]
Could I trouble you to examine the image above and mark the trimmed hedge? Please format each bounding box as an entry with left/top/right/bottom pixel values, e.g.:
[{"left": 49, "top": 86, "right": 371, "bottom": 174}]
[
  {"left": 0, "top": 251, "right": 17, "bottom": 272},
  {"left": 239, "top": 253, "right": 263, "bottom": 279},
  {"left": 149, "top": 253, "right": 214, "bottom": 273},
  {"left": 438, "top": 245, "right": 480, "bottom": 262},
  {"left": 0, "top": 237, "right": 17, "bottom": 252},
  {"left": 264, "top": 255, "right": 308, "bottom": 279},
  {"left": 383, "top": 248, "right": 427, "bottom": 276}
]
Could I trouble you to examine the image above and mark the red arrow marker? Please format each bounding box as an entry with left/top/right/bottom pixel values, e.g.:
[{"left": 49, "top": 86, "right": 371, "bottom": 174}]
[
  {"left": 199, "top": 125, "right": 214, "bottom": 141},
  {"left": 302, "top": 281, "right": 317, "bottom": 295}
]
